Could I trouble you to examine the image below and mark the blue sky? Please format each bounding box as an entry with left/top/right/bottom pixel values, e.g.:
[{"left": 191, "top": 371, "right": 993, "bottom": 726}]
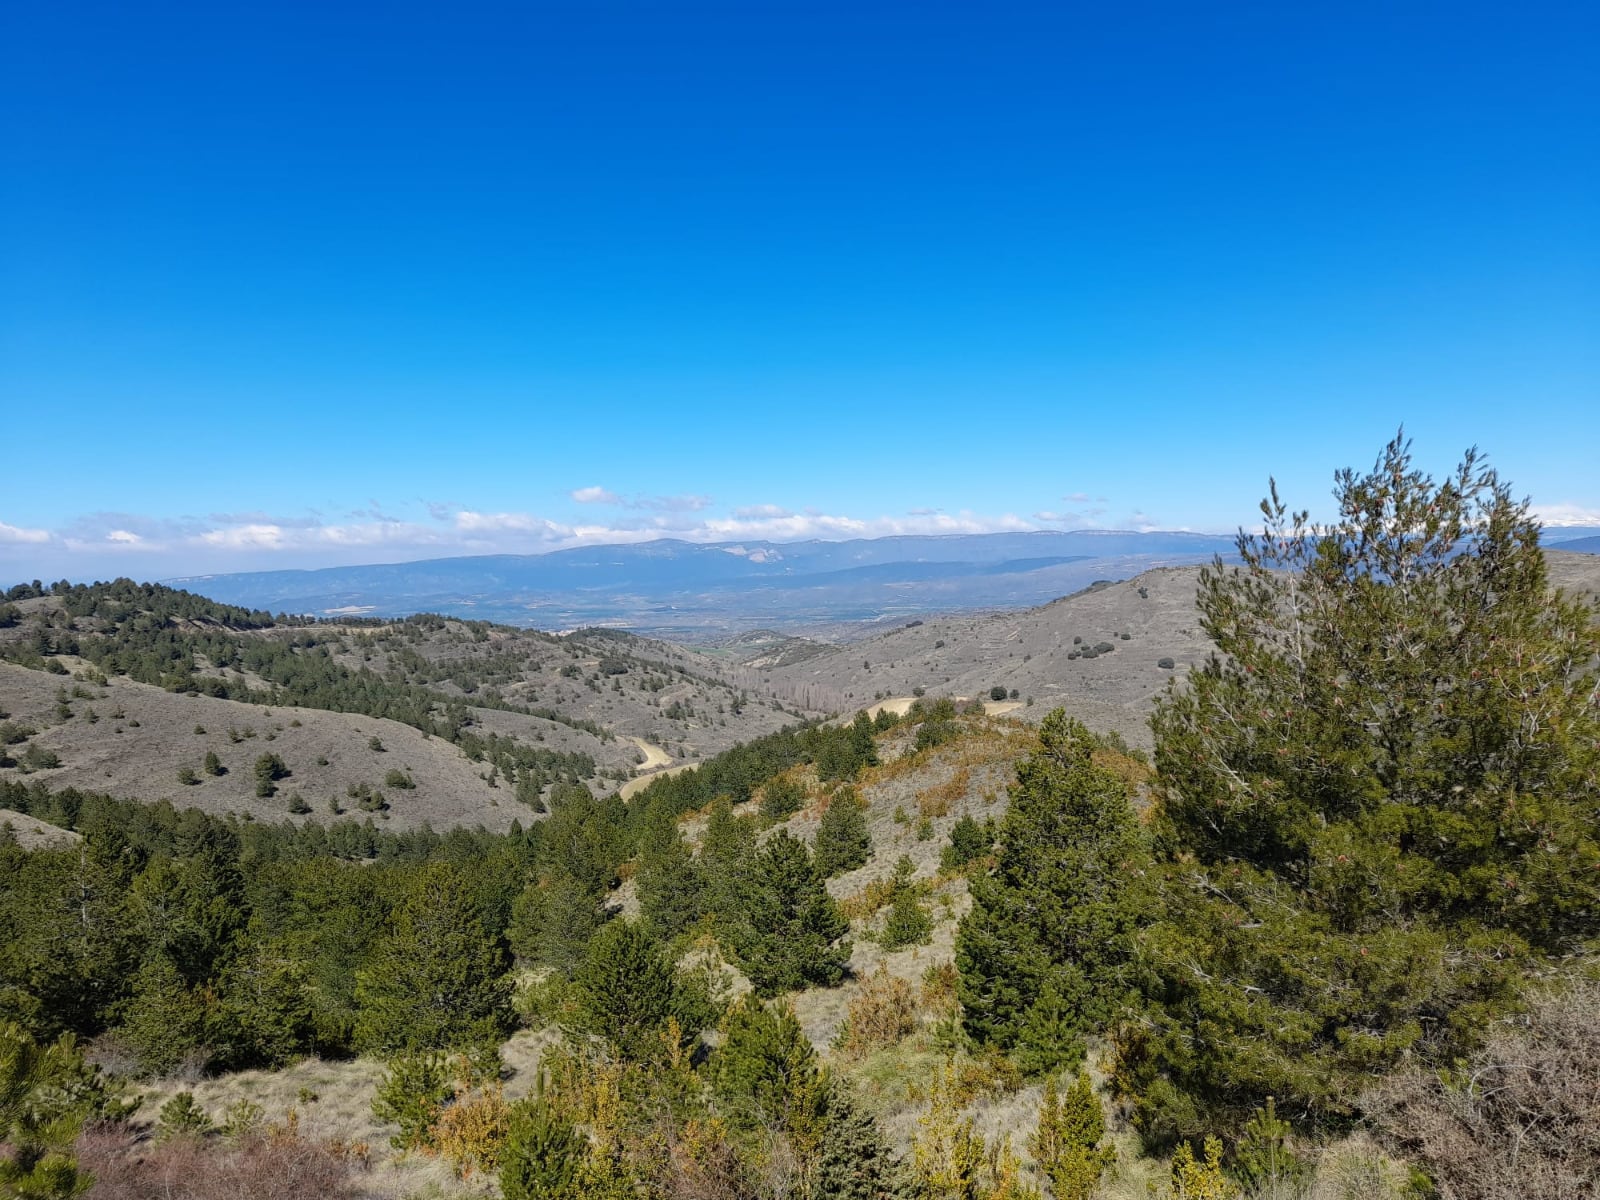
[{"left": 2, "top": 1, "right": 1596, "bottom": 580}]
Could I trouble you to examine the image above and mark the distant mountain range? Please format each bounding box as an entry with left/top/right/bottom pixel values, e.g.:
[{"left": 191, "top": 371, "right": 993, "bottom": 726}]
[
  {"left": 162, "top": 526, "right": 1600, "bottom": 638},
  {"left": 167, "top": 530, "right": 1241, "bottom": 637}
]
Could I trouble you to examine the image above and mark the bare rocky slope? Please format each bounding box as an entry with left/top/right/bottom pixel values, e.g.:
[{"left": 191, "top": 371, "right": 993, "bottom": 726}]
[
  {"left": 766, "top": 548, "right": 1600, "bottom": 751},
  {"left": 764, "top": 565, "right": 1213, "bottom": 749}
]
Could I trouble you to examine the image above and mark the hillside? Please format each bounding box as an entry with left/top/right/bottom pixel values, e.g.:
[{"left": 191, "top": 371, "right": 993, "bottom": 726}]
[
  {"left": 766, "top": 549, "right": 1600, "bottom": 751},
  {"left": 7, "top": 549, "right": 1598, "bottom": 1198},
  {"left": 0, "top": 805, "right": 79, "bottom": 849},
  {"left": 0, "top": 582, "right": 829, "bottom": 830},
  {"left": 1548, "top": 546, "right": 1600, "bottom": 600},
  {"left": 765, "top": 566, "right": 1213, "bottom": 749}
]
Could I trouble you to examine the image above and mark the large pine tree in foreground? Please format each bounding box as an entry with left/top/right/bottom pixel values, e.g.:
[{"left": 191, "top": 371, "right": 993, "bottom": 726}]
[{"left": 1125, "top": 435, "right": 1600, "bottom": 1141}]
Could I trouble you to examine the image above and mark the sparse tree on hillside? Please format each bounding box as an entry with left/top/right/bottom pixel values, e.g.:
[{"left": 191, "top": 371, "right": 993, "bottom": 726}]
[
  {"left": 738, "top": 830, "right": 850, "bottom": 996},
  {"left": 813, "top": 787, "right": 872, "bottom": 878},
  {"left": 956, "top": 712, "right": 1146, "bottom": 1073},
  {"left": 253, "top": 752, "right": 288, "bottom": 798}
]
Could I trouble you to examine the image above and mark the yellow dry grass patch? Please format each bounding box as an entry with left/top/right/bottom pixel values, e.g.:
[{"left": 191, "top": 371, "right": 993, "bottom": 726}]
[{"left": 130, "top": 1030, "right": 559, "bottom": 1198}]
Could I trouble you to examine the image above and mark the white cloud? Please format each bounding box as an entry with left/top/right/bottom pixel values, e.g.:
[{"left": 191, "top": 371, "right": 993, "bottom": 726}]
[
  {"left": 732, "top": 504, "right": 792, "bottom": 520},
  {"left": 7, "top": 495, "right": 1190, "bottom": 580},
  {"left": 1533, "top": 502, "right": 1600, "bottom": 528},
  {"left": 453, "top": 511, "right": 570, "bottom": 539},
  {"left": 1033, "top": 508, "right": 1107, "bottom": 526},
  {"left": 642, "top": 494, "right": 712, "bottom": 513},
  {"left": 699, "top": 509, "right": 1036, "bottom": 543},
  {"left": 571, "top": 487, "right": 712, "bottom": 512},
  {"left": 0, "top": 521, "right": 50, "bottom": 545},
  {"left": 198, "top": 524, "right": 288, "bottom": 549}
]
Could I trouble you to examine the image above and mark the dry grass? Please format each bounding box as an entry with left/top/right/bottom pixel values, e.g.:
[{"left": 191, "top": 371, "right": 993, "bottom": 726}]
[
  {"left": 917, "top": 767, "right": 970, "bottom": 820},
  {"left": 0, "top": 806, "right": 80, "bottom": 848},
  {"left": 78, "top": 1124, "right": 374, "bottom": 1200},
  {"left": 1365, "top": 977, "right": 1600, "bottom": 1200},
  {"left": 124, "top": 1035, "right": 554, "bottom": 1199},
  {"left": 833, "top": 970, "right": 921, "bottom": 1059}
]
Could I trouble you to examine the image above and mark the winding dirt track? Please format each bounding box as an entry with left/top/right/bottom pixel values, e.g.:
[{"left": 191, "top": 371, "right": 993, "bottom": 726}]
[{"left": 617, "top": 737, "right": 692, "bottom": 799}]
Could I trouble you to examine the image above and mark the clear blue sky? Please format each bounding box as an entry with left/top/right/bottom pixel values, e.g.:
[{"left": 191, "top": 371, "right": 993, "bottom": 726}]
[{"left": 3, "top": 0, "right": 1596, "bottom": 580}]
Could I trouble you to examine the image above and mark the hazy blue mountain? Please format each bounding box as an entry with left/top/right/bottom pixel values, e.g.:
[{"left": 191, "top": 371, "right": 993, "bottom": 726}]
[{"left": 167, "top": 530, "right": 1240, "bottom": 635}]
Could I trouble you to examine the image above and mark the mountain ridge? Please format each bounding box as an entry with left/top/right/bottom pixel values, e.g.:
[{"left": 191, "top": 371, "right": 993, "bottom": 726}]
[{"left": 164, "top": 530, "right": 1241, "bottom": 635}]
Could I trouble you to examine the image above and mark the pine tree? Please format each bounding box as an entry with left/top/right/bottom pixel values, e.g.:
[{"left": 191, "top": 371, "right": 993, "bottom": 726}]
[
  {"left": 940, "top": 815, "right": 993, "bottom": 871},
  {"left": 500, "top": 1093, "right": 583, "bottom": 1200},
  {"left": 955, "top": 712, "right": 1146, "bottom": 1060},
  {"left": 353, "top": 863, "right": 511, "bottom": 1053},
  {"left": 130, "top": 846, "right": 246, "bottom": 987},
  {"left": 849, "top": 711, "right": 880, "bottom": 772},
  {"left": 699, "top": 794, "right": 758, "bottom": 925},
  {"left": 539, "top": 787, "right": 624, "bottom": 898},
  {"left": 880, "top": 857, "right": 932, "bottom": 951},
  {"left": 809, "top": 1083, "right": 910, "bottom": 1200},
  {"left": 738, "top": 830, "right": 850, "bottom": 997},
  {"left": 371, "top": 1051, "right": 453, "bottom": 1150},
  {"left": 760, "top": 774, "right": 806, "bottom": 823},
  {"left": 0, "top": 839, "right": 139, "bottom": 1040},
  {"left": 252, "top": 752, "right": 288, "bottom": 798},
  {"left": 814, "top": 788, "right": 872, "bottom": 878},
  {"left": 119, "top": 954, "right": 210, "bottom": 1075},
  {"left": 909, "top": 1061, "right": 988, "bottom": 1200},
  {"left": 1166, "top": 1138, "right": 1235, "bottom": 1200},
  {"left": 712, "top": 995, "right": 824, "bottom": 1133},
  {"left": 635, "top": 807, "right": 704, "bottom": 940},
  {"left": 509, "top": 871, "right": 602, "bottom": 978},
  {"left": 572, "top": 919, "right": 676, "bottom": 1061},
  {"left": 1128, "top": 437, "right": 1600, "bottom": 1140},
  {"left": 1232, "top": 1097, "right": 1306, "bottom": 1195},
  {"left": 209, "top": 939, "right": 315, "bottom": 1070},
  {"left": 0, "top": 1023, "right": 101, "bottom": 1199},
  {"left": 1029, "top": 1072, "right": 1114, "bottom": 1200}
]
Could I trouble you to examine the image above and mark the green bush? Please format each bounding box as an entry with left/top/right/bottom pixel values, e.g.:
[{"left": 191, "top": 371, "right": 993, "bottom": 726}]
[
  {"left": 500, "top": 1093, "right": 582, "bottom": 1200},
  {"left": 371, "top": 1052, "right": 452, "bottom": 1150},
  {"left": 158, "top": 1092, "right": 213, "bottom": 1140}
]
